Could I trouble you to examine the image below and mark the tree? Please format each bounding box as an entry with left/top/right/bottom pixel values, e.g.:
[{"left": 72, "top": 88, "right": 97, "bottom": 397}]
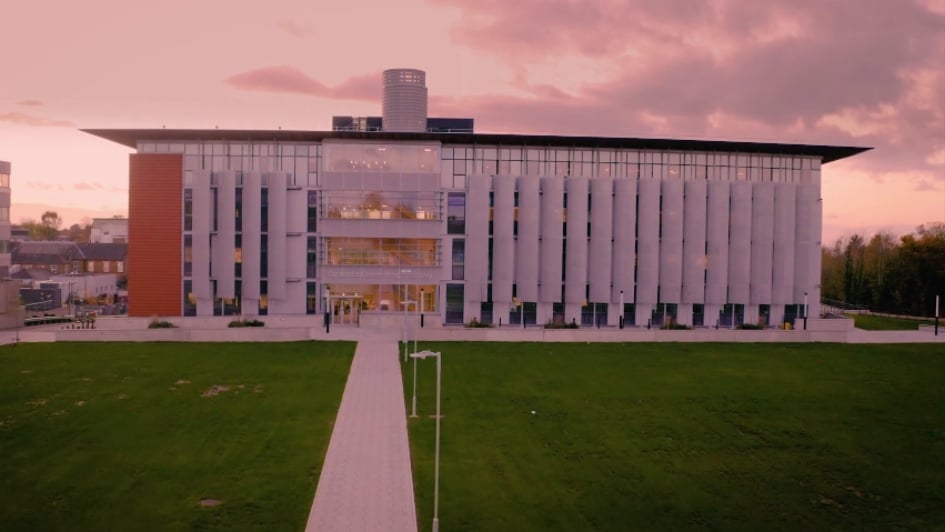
[
  {"left": 842, "top": 234, "right": 867, "bottom": 305},
  {"left": 65, "top": 223, "right": 91, "bottom": 243},
  {"left": 32, "top": 211, "right": 62, "bottom": 240}
]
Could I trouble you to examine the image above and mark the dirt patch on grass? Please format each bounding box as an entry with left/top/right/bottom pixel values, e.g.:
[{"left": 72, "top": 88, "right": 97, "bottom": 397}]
[
  {"left": 201, "top": 385, "right": 231, "bottom": 398},
  {"left": 253, "top": 384, "right": 264, "bottom": 393},
  {"left": 75, "top": 401, "right": 86, "bottom": 407},
  {"left": 199, "top": 498, "right": 223, "bottom": 507},
  {"left": 175, "top": 379, "right": 191, "bottom": 385}
]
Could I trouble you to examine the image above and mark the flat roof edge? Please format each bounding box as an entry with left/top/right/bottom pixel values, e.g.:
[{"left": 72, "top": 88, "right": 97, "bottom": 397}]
[{"left": 81, "top": 129, "right": 871, "bottom": 163}]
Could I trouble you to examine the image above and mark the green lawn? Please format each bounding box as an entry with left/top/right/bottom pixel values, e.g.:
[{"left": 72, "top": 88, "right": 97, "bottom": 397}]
[
  {"left": 404, "top": 342, "right": 945, "bottom": 531},
  {"left": 0, "top": 341, "right": 354, "bottom": 531},
  {"left": 848, "top": 313, "right": 934, "bottom": 330}
]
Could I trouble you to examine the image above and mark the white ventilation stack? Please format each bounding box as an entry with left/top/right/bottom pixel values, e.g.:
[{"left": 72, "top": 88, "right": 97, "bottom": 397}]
[{"left": 382, "top": 68, "right": 428, "bottom": 132}]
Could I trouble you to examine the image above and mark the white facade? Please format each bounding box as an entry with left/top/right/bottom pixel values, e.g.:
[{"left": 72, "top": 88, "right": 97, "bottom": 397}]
[
  {"left": 90, "top": 217, "right": 128, "bottom": 243},
  {"left": 132, "top": 136, "right": 845, "bottom": 328}
]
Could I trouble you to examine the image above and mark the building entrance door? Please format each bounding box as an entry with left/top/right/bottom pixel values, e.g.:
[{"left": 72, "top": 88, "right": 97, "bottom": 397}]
[{"left": 331, "top": 297, "right": 361, "bottom": 326}]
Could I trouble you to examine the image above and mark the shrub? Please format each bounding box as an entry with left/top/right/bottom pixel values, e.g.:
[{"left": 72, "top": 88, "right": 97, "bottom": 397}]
[
  {"left": 660, "top": 322, "right": 692, "bottom": 330},
  {"left": 148, "top": 319, "right": 177, "bottom": 329},
  {"left": 544, "top": 320, "right": 579, "bottom": 329},
  {"left": 736, "top": 323, "right": 765, "bottom": 330},
  {"left": 228, "top": 319, "right": 265, "bottom": 328},
  {"left": 465, "top": 318, "right": 494, "bottom": 328}
]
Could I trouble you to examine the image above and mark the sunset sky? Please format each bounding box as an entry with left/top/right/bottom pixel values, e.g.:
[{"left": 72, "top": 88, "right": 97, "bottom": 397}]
[{"left": 1, "top": 0, "right": 942, "bottom": 244}]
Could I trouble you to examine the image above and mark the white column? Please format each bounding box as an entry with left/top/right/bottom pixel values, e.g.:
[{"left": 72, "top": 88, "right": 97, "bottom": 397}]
[
  {"left": 612, "top": 179, "right": 637, "bottom": 303},
  {"left": 727, "top": 181, "right": 751, "bottom": 305},
  {"left": 659, "top": 179, "right": 684, "bottom": 303},
  {"left": 682, "top": 180, "right": 707, "bottom": 304},
  {"left": 564, "top": 178, "right": 589, "bottom": 318},
  {"left": 516, "top": 176, "right": 540, "bottom": 302},
  {"left": 192, "top": 169, "right": 213, "bottom": 316},
  {"left": 588, "top": 178, "right": 613, "bottom": 303},
  {"left": 635, "top": 178, "right": 660, "bottom": 306},
  {"left": 750, "top": 183, "right": 774, "bottom": 305},
  {"left": 794, "top": 183, "right": 817, "bottom": 305},
  {"left": 492, "top": 176, "right": 515, "bottom": 307},
  {"left": 214, "top": 170, "right": 236, "bottom": 299},
  {"left": 772, "top": 183, "right": 796, "bottom": 314},
  {"left": 466, "top": 175, "right": 491, "bottom": 302},
  {"left": 539, "top": 177, "right": 564, "bottom": 303}
]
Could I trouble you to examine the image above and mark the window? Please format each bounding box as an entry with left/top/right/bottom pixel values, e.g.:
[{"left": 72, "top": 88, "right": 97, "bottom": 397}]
[
  {"left": 325, "top": 238, "right": 437, "bottom": 266},
  {"left": 235, "top": 187, "right": 243, "bottom": 232},
  {"left": 307, "top": 190, "right": 317, "bottom": 232},
  {"left": 445, "top": 284, "right": 464, "bottom": 324},
  {"left": 261, "top": 188, "right": 269, "bottom": 232},
  {"left": 447, "top": 192, "right": 465, "bottom": 234},
  {"left": 183, "top": 280, "right": 196, "bottom": 316},
  {"left": 307, "top": 236, "right": 317, "bottom": 278},
  {"left": 306, "top": 282, "right": 318, "bottom": 315},
  {"left": 234, "top": 234, "right": 242, "bottom": 278},
  {"left": 184, "top": 189, "right": 194, "bottom": 231},
  {"left": 259, "top": 281, "right": 268, "bottom": 315},
  {"left": 451, "top": 239, "right": 465, "bottom": 280},
  {"left": 184, "top": 234, "right": 193, "bottom": 276}
]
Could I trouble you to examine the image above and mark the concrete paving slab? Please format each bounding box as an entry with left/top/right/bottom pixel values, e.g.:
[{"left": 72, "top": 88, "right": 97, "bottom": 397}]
[{"left": 305, "top": 337, "right": 417, "bottom": 532}]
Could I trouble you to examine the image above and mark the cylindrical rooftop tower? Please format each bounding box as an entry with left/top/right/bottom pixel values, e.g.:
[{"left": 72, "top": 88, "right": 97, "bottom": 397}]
[{"left": 382, "top": 68, "right": 427, "bottom": 132}]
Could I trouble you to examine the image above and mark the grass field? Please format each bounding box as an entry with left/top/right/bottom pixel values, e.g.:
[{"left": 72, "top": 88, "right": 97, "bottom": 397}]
[
  {"left": 0, "top": 341, "right": 354, "bottom": 531},
  {"left": 847, "top": 313, "right": 935, "bottom": 331},
  {"left": 404, "top": 342, "right": 945, "bottom": 531}
]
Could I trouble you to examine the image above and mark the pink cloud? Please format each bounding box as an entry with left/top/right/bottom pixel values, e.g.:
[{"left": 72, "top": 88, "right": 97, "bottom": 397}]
[
  {"left": 426, "top": 0, "right": 943, "bottom": 182},
  {"left": 26, "top": 182, "right": 58, "bottom": 191},
  {"left": 17, "top": 99, "right": 44, "bottom": 107},
  {"left": 74, "top": 182, "right": 106, "bottom": 191},
  {"left": 276, "top": 20, "right": 311, "bottom": 37},
  {"left": 0, "top": 111, "right": 74, "bottom": 127},
  {"left": 225, "top": 66, "right": 379, "bottom": 102}
]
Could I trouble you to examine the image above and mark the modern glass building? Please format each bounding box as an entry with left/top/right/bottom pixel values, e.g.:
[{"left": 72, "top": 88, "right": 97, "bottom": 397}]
[{"left": 85, "top": 128, "right": 868, "bottom": 327}]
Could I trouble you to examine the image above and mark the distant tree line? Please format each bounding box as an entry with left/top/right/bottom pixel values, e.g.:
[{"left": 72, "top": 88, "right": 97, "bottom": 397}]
[
  {"left": 17, "top": 210, "right": 93, "bottom": 242},
  {"left": 822, "top": 223, "right": 945, "bottom": 316}
]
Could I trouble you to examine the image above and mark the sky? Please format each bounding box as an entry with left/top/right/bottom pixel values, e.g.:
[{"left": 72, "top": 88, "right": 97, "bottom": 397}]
[{"left": 1, "top": 0, "right": 943, "bottom": 244}]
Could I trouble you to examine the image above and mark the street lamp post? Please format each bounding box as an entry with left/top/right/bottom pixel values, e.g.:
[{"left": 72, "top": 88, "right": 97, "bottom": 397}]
[
  {"left": 420, "top": 288, "right": 425, "bottom": 328},
  {"left": 935, "top": 294, "right": 939, "bottom": 336},
  {"left": 324, "top": 287, "right": 330, "bottom": 334},
  {"left": 410, "top": 350, "right": 442, "bottom": 532},
  {"left": 804, "top": 292, "right": 809, "bottom": 331},
  {"left": 619, "top": 290, "right": 624, "bottom": 329}
]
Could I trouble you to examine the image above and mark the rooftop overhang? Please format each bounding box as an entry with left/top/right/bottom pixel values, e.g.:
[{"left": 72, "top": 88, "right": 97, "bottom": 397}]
[{"left": 82, "top": 128, "right": 871, "bottom": 164}]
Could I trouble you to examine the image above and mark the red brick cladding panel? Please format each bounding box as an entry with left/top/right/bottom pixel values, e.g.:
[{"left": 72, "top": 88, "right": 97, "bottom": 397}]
[{"left": 128, "top": 154, "right": 182, "bottom": 316}]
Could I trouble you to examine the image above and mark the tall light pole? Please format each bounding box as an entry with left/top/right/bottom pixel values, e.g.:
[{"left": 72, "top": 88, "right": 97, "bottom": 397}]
[
  {"left": 619, "top": 290, "right": 624, "bottom": 329},
  {"left": 324, "top": 287, "right": 330, "bottom": 334},
  {"left": 804, "top": 292, "right": 809, "bottom": 331},
  {"left": 935, "top": 294, "right": 939, "bottom": 336},
  {"left": 403, "top": 284, "right": 408, "bottom": 363},
  {"left": 420, "top": 288, "right": 425, "bottom": 328},
  {"left": 410, "top": 350, "right": 442, "bottom": 532}
]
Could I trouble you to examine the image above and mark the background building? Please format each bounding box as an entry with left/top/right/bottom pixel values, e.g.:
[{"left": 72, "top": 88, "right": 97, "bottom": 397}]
[
  {"left": 0, "top": 160, "right": 11, "bottom": 278},
  {"left": 90, "top": 217, "right": 129, "bottom": 243},
  {"left": 86, "top": 71, "right": 869, "bottom": 326}
]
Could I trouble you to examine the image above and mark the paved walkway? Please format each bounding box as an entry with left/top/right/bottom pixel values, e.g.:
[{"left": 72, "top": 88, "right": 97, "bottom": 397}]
[{"left": 305, "top": 335, "right": 418, "bottom": 532}]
